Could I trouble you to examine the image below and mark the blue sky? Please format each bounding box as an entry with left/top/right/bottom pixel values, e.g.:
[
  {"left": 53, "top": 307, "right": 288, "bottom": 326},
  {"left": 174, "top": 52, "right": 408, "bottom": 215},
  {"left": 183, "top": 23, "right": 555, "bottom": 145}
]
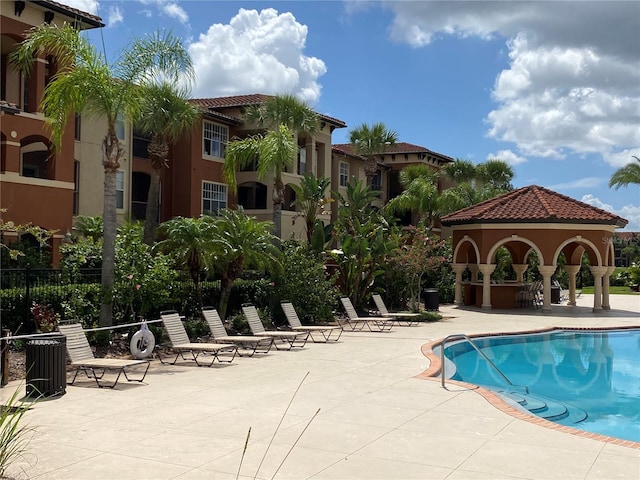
[{"left": 66, "top": 1, "right": 639, "bottom": 231}]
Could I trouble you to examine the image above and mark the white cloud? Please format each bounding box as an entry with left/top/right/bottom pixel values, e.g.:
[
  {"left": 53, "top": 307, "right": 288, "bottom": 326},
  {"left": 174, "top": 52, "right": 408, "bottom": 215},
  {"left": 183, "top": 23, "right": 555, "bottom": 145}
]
[
  {"left": 136, "top": 0, "right": 189, "bottom": 24},
  {"left": 382, "top": 2, "right": 640, "bottom": 163},
  {"left": 487, "top": 149, "right": 527, "bottom": 166},
  {"left": 603, "top": 149, "right": 640, "bottom": 169},
  {"left": 548, "top": 178, "right": 602, "bottom": 190},
  {"left": 58, "top": 0, "right": 99, "bottom": 15},
  {"left": 188, "top": 8, "right": 326, "bottom": 104},
  {"left": 582, "top": 195, "right": 640, "bottom": 231},
  {"left": 106, "top": 6, "right": 123, "bottom": 28}
]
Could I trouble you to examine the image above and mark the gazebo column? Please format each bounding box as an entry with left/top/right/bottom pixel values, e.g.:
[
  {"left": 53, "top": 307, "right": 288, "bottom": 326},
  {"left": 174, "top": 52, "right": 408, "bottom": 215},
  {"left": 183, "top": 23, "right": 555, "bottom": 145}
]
[
  {"left": 452, "top": 263, "right": 467, "bottom": 306},
  {"left": 512, "top": 264, "right": 528, "bottom": 283},
  {"left": 589, "top": 266, "right": 608, "bottom": 311},
  {"left": 601, "top": 266, "right": 615, "bottom": 310},
  {"left": 469, "top": 264, "right": 479, "bottom": 282},
  {"left": 538, "top": 265, "right": 557, "bottom": 312},
  {"left": 565, "top": 265, "right": 580, "bottom": 306},
  {"left": 478, "top": 264, "right": 496, "bottom": 309}
]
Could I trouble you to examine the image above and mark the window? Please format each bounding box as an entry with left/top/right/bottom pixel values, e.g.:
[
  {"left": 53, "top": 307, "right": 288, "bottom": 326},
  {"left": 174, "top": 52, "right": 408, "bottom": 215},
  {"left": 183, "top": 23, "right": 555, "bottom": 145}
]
[
  {"left": 298, "top": 147, "right": 307, "bottom": 175},
  {"left": 74, "top": 113, "right": 81, "bottom": 140},
  {"left": 371, "top": 170, "right": 382, "bottom": 192},
  {"left": 116, "top": 171, "right": 125, "bottom": 209},
  {"left": 115, "top": 113, "right": 125, "bottom": 141},
  {"left": 203, "top": 121, "right": 228, "bottom": 158},
  {"left": 73, "top": 161, "right": 80, "bottom": 215},
  {"left": 132, "top": 128, "right": 150, "bottom": 158},
  {"left": 21, "top": 142, "right": 49, "bottom": 179},
  {"left": 202, "top": 181, "right": 227, "bottom": 215},
  {"left": 339, "top": 162, "right": 349, "bottom": 187}
]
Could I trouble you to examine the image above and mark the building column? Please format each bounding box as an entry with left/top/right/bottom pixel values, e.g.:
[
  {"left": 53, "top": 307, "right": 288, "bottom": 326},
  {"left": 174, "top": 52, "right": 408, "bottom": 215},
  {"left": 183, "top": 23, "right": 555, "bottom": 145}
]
[
  {"left": 451, "top": 263, "right": 467, "bottom": 306},
  {"left": 512, "top": 264, "right": 528, "bottom": 283},
  {"left": 565, "top": 265, "right": 580, "bottom": 306},
  {"left": 601, "top": 266, "right": 616, "bottom": 310},
  {"left": 589, "top": 266, "right": 608, "bottom": 312},
  {"left": 538, "top": 265, "right": 557, "bottom": 312},
  {"left": 478, "top": 264, "right": 496, "bottom": 309},
  {"left": 469, "top": 264, "right": 480, "bottom": 282}
]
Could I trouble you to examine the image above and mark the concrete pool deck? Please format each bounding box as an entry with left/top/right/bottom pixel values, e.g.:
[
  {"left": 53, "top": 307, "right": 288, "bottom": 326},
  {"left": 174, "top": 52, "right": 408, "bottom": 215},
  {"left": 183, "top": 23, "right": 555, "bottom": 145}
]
[{"left": 1, "top": 294, "right": 639, "bottom": 479}]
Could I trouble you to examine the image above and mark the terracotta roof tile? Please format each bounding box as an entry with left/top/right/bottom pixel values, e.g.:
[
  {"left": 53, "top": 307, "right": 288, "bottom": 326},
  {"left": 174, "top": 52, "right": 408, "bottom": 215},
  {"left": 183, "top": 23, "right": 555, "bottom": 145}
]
[
  {"left": 34, "top": 1, "right": 104, "bottom": 27},
  {"left": 440, "top": 185, "right": 628, "bottom": 228},
  {"left": 332, "top": 142, "right": 453, "bottom": 163}
]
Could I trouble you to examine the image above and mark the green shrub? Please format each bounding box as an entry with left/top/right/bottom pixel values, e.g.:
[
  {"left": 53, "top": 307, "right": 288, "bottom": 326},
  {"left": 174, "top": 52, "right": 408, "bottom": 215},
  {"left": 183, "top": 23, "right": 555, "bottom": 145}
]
[{"left": 0, "top": 386, "right": 35, "bottom": 477}]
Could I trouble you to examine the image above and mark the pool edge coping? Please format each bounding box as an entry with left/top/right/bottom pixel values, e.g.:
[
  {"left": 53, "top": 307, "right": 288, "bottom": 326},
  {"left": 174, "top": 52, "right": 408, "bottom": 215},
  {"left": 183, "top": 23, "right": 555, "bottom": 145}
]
[{"left": 417, "top": 325, "right": 640, "bottom": 450}]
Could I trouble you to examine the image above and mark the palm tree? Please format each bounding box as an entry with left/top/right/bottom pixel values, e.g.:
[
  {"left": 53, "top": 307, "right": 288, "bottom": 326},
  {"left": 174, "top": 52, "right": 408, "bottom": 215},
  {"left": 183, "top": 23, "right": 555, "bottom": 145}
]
[
  {"left": 290, "top": 173, "right": 333, "bottom": 242},
  {"left": 224, "top": 125, "right": 296, "bottom": 238},
  {"left": 211, "top": 209, "right": 282, "bottom": 319},
  {"left": 348, "top": 122, "right": 398, "bottom": 185},
  {"left": 135, "top": 82, "right": 201, "bottom": 245},
  {"left": 244, "top": 93, "right": 319, "bottom": 136},
  {"left": 609, "top": 156, "right": 640, "bottom": 189},
  {"left": 385, "top": 165, "right": 441, "bottom": 230},
  {"left": 154, "top": 216, "right": 217, "bottom": 307},
  {"left": 11, "top": 24, "right": 193, "bottom": 327},
  {"left": 477, "top": 158, "right": 515, "bottom": 191}
]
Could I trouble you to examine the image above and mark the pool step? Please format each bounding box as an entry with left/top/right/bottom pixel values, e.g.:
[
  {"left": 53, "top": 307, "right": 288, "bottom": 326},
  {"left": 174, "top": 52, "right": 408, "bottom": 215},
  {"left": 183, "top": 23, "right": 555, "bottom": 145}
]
[{"left": 499, "top": 390, "right": 588, "bottom": 424}]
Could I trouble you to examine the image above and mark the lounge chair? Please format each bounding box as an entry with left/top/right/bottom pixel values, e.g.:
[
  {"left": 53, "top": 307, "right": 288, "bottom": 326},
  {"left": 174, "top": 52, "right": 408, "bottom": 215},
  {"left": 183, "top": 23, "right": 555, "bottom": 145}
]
[
  {"left": 58, "top": 323, "right": 150, "bottom": 389},
  {"left": 241, "top": 304, "right": 309, "bottom": 350},
  {"left": 160, "top": 311, "right": 238, "bottom": 366},
  {"left": 339, "top": 297, "right": 393, "bottom": 332},
  {"left": 280, "top": 301, "right": 342, "bottom": 343},
  {"left": 202, "top": 307, "right": 273, "bottom": 356},
  {"left": 371, "top": 293, "right": 420, "bottom": 326}
]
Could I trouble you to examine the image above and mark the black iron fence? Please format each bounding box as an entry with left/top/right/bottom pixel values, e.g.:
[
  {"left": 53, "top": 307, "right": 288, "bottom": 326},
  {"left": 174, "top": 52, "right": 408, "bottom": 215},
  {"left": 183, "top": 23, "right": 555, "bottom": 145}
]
[{"left": 0, "top": 268, "right": 101, "bottom": 334}]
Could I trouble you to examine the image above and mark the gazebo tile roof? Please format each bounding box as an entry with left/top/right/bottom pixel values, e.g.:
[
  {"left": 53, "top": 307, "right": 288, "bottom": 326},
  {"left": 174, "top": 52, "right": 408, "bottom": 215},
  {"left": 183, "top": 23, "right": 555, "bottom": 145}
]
[{"left": 441, "top": 185, "right": 628, "bottom": 228}]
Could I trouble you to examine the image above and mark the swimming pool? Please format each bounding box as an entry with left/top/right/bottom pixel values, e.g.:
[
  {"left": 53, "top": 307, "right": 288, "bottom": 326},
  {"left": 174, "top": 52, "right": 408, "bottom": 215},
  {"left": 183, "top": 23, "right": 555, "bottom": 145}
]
[{"left": 441, "top": 328, "right": 640, "bottom": 443}]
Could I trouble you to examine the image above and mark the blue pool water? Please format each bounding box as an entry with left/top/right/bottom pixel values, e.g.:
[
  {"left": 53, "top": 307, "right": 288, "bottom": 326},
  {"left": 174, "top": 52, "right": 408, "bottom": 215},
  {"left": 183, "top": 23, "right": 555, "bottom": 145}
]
[{"left": 443, "top": 329, "right": 640, "bottom": 442}]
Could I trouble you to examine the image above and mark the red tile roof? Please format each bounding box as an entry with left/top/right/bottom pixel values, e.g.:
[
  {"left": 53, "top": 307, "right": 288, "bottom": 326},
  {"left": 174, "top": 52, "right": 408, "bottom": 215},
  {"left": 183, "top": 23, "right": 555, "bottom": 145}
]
[
  {"left": 34, "top": 1, "right": 104, "bottom": 27},
  {"left": 440, "top": 185, "right": 628, "bottom": 228},
  {"left": 332, "top": 142, "right": 454, "bottom": 163},
  {"left": 190, "top": 94, "right": 346, "bottom": 128}
]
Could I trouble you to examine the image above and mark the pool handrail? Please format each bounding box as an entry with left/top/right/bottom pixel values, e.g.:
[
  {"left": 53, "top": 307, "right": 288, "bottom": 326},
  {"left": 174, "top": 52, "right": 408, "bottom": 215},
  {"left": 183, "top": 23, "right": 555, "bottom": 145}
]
[{"left": 440, "top": 334, "right": 528, "bottom": 393}]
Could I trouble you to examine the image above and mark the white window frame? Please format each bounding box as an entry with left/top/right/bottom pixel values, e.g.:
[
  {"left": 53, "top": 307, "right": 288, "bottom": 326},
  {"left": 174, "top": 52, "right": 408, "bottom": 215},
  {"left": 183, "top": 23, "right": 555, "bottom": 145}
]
[
  {"left": 115, "top": 113, "right": 125, "bottom": 141},
  {"left": 203, "top": 121, "right": 228, "bottom": 159},
  {"left": 202, "top": 181, "right": 227, "bottom": 215},
  {"left": 116, "top": 171, "right": 125, "bottom": 209},
  {"left": 339, "top": 161, "right": 349, "bottom": 187}
]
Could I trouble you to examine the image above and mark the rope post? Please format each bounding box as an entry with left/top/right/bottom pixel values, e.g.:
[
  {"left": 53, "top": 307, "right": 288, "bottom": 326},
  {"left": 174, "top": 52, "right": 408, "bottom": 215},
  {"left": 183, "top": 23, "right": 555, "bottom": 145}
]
[{"left": 1, "top": 329, "right": 11, "bottom": 386}]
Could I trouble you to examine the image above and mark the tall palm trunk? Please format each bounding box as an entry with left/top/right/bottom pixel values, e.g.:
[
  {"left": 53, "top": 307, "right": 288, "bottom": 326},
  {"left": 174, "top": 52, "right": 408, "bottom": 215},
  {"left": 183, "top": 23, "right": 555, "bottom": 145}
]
[
  {"left": 99, "top": 132, "right": 122, "bottom": 327},
  {"left": 272, "top": 177, "right": 284, "bottom": 239},
  {"left": 143, "top": 136, "right": 168, "bottom": 245},
  {"left": 218, "top": 257, "right": 244, "bottom": 320}
]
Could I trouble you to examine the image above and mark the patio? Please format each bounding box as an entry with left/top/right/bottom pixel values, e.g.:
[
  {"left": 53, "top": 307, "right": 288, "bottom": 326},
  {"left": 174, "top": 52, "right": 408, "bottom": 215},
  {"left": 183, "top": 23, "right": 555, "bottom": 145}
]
[{"left": 2, "top": 294, "right": 639, "bottom": 479}]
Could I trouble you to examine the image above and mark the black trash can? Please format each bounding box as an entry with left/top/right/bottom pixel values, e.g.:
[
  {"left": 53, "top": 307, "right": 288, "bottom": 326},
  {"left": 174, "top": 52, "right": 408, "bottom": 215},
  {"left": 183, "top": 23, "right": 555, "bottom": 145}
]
[
  {"left": 424, "top": 288, "right": 439, "bottom": 311},
  {"left": 551, "top": 286, "right": 561, "bottom": 304},
  {"left": 26, "top": 334, "right": 66, "bottom": 398}
]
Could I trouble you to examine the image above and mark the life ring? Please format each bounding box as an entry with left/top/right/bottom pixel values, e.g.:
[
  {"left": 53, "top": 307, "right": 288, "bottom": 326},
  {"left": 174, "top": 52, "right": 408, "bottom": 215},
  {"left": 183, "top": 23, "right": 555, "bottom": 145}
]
[{"left": 130, "top": 326, "right": 155, "bottom": 359}]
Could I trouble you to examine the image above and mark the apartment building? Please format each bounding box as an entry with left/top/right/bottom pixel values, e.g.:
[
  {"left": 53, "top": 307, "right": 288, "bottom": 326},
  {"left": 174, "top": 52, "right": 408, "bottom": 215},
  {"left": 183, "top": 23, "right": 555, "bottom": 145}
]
[{"left": 0, "top": 0, "right": 104, "bottom": 264}]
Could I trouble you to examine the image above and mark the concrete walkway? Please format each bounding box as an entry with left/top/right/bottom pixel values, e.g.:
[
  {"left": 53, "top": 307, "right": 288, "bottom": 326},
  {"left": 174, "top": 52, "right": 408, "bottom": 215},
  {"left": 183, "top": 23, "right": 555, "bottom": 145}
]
[{"left": 2, "top": 294, "right": 639, "bottom": 479}]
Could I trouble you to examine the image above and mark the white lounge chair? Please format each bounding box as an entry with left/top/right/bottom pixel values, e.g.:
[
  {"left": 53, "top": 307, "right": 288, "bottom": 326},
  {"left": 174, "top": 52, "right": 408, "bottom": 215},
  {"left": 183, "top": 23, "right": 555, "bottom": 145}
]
[
  {"left": 339, "top": 297, "right": 393, "bottom": 332},
  {"left": 202, "top": 307, "right": 273, "bottom": 356},
  {"left": 58, "top": 323, "right": 150, "bottom": 389},
  {"left": 371, "top": 293, "right": 420, "bottom": 326},
  {"left": 160, "top": 311, "right": 238, "bottom": 366},
  {"left": 280, "top": 301, "right": 342, "bottom": 343},
  {"left": 242, "top": 304, "right": 309, "bottom": 350}
]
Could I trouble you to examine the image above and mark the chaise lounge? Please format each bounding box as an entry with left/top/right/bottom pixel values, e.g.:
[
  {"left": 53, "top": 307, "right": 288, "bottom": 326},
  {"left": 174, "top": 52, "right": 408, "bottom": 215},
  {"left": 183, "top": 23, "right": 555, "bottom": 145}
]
[
  {"left": 202, "top": 307, "right": 273, "bottom": 356},
  {"left": 280, "top": 301, "right": 343, "bottom": 343},
  {"left": 242, "top": 304, "right": 309, "bottom": 350},
  {"left": 371, "top": 293, "right": 420, "bottom": 327},
  {"left": 339, "top": 296, "right": 394, "bottom": 332}
]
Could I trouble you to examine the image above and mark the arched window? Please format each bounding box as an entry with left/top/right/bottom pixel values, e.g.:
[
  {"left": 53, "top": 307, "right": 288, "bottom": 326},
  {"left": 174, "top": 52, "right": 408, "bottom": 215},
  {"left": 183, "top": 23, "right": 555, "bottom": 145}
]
[
  {"left": 238, "top": 182, "right": 267, "bottom": 210},
  {"left": 21, "top": 141, "right": 50, "bottom": 179}
]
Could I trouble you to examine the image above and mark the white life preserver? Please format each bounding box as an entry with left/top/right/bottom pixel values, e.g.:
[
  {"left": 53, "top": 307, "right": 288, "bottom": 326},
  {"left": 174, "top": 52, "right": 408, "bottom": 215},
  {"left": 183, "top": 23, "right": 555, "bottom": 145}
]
[{"left": 130, "top": 322, "right": 155, "bottom": 359}]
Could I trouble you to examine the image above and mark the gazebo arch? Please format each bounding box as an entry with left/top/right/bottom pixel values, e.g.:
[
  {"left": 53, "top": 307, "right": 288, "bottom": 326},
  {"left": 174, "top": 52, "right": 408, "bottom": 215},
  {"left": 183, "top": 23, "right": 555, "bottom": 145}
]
[{"left": 441, "top": 185, "right": 628, "bottom": 312}]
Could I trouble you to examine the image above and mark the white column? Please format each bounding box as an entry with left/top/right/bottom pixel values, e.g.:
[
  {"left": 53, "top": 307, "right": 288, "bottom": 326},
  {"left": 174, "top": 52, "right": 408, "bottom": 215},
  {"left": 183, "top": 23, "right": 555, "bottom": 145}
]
[
  {"left": 512, "top": 264, "right": 528, "bottom": 283},
  {"left": 469, "top": 264, "right": 479, "bottom": 282},
  {"left": 538, "top": 265, "right": 557, "bottom": 312},
  {"left": 565, "top": 265, "right": 580, "bottom": 306},
  {"left": 601, "top": 266, "right": 616, "bottom": 310},
  {"left": 589, "top": 266, "right": 608, "bottom": 311},
  {"left": 452, "top": 263, "right": 467, "bottom": 306},
  {"left": 478, "top": 264, "right": 496, "bottom": 309}
]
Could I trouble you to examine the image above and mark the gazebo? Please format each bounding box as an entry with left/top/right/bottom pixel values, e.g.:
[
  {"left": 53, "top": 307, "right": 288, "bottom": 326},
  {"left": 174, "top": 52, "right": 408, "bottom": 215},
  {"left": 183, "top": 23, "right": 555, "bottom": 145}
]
[{"left": 440, "top": 185, "right": 628, "bottom": 312}]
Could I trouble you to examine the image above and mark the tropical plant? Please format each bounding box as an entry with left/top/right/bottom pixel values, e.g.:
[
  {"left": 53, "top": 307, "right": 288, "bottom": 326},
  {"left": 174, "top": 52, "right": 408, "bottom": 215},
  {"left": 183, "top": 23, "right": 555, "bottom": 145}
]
[
  {"left": 290, "top": 173, "right": 333, "bottom": 241},
  {"left": 135, "top": 81, "right": 201, "bottom": 245},
  {"left": 385, "top": 165, "right": 441, "bottom": 231},
  {"left": 348, "top": 122, "right": 398, "bottom": 185},
  {"left": 224, "top": 125, "right": 297, "bottom": 238},
  {"left": 73, "top": 215, "right": 103, "bottom": 242},
  {"left": 154, "top": 216, "right": 217, "bottom": 306},
  {"left": 11, "top": 24, "right": 194, "bottom": 327},
  {"left": 210, "top": 209, "right": 282, "bottom": 319},
  {"left": 0, "top": 387, "right": 35, "bottom": 478},
  {"left": 609, "top": 156, "right": 640, "bottom": 190},
  {"left": 243, "top": 93, "right": 319, "bottom": 136},
  {"left": 0, "top": 209, "right": 54, "bottom": 264}
]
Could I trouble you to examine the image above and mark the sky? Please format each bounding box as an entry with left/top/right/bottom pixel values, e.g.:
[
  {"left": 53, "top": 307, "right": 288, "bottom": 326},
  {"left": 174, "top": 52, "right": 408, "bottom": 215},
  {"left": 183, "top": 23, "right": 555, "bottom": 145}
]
[{"left": 63, "top": 0, "right": 640, "bottom": 231}]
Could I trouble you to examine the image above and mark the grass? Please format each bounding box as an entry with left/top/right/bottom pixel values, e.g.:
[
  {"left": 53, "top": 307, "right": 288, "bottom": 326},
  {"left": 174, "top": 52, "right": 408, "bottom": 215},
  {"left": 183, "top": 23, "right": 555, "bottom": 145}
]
[{"left": 580, "top": 285, "right": 639, "bottom": 295}]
